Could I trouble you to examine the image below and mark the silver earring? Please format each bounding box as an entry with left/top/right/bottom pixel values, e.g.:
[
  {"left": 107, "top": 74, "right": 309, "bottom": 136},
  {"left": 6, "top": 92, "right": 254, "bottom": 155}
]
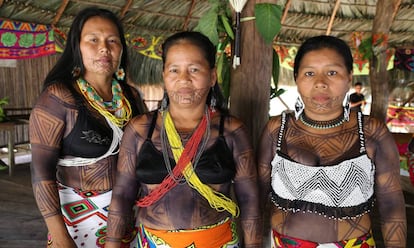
[
  {"left": 294, "top": 95, "right": 305, "bottom": 120},
  {"left": 159, "top": 91, "right": 168, "bottom": 112},
  {"left": 71, "top": 66, "right": 81, "bottom": 78},
  {"left": 210, "top": 87, "right": 216, "bottom": 112},
  {"left": 343, "top": 92, "right": 350, "bottom": 121},
  {"left": 116, "top": 68, "right": 125, "bottom": 81}
]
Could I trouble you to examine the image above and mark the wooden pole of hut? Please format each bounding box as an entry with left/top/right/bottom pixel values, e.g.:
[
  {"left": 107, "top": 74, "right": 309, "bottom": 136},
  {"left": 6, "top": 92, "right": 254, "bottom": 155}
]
[
  {"left": 370, "top": 0, "right": 401, "bottom": 121},
  {"left": 229, "top": 0, "right": 275, "bottom": 148}
]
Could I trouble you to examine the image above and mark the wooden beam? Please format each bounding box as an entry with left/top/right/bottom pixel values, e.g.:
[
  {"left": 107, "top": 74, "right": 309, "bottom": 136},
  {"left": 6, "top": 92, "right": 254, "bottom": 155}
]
[
  {"left": 120, "top": 0, "right": 133, "bottom": 18},
  {"left": 326, "top": 0, "right": 341, "bottom": 35},
  {"left": 0, "top": 0, "right": 4, "bottom": 8},
  {"left": 391, "top": 0, "right": 401, "bottom": 20},
  {"left": 370, "top": 0, "right": 401, "bottom": 122},
  {"left": 281, "top": 0, "right": 292, "bottom": 24},
  {"left": 182, "top": 0, "right": 196, "bottom": 30},
  {"left": 52, "top": 0, "right": 70, "bottom": 26},
  {"left": 230, "top": 0, "right": 276, "bottom": 148}
]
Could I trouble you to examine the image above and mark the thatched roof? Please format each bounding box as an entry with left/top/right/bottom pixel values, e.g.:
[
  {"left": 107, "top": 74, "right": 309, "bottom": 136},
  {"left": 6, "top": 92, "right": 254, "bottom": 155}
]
[
  {"left": 0, "top": 0, "right": 413, "bottom": 83},
  {"left": 1, "top": 0, "right": 413, "bottom": 47},
  {"left": 277, "top": 0, "right": 414, "bottom": 47}
]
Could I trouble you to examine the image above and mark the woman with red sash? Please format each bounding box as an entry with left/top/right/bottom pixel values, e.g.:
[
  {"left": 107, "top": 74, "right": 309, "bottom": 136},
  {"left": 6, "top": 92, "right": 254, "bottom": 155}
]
[{"left": 106, "top": 31, "right": 262, "bottom": 248}]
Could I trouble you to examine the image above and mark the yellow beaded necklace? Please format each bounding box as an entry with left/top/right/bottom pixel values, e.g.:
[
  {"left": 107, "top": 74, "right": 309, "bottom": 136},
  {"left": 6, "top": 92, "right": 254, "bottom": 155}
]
[
  {"left": 77, "top": 77, "right": 132, "bottom": 127},
  {"left": 164, "top": 110, "right": 240, "bottom": 217}
]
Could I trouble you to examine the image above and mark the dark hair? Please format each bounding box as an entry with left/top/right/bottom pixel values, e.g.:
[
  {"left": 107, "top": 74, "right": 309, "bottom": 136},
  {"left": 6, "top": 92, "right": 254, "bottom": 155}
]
[
  {"left": 293, "top": 35, "right": 353, "bottom": 81},
  {"left": 161, "top": 31, "right": 228, "bottom": 113},
  {"left": 43, "top": 6, "right": 128, "bottom": 88},
  {"left": 354, "top": 82, "right": 363, "bottom": 87}
]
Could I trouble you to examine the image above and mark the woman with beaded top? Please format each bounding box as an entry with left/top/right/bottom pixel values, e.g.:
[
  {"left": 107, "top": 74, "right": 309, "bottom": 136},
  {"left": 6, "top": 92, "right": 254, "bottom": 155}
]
[
  {"left": 257, "top": 35, "right": 407, "bottom": 247},
  {"left": 29, "top": 7, "right": 146, "bottom": 247},
  {"left": 105, "top": 31, "right": 262, "bottom": 248}
]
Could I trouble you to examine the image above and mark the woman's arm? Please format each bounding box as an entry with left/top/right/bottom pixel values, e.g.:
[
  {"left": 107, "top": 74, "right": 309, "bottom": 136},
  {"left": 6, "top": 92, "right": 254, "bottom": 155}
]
[
  {"left": 366, "top": 117, "right": 407, "bottom": 247},
  {"left": 106, "top": 119, "right": 141, "bottom": 247},
  {"left": 229, "top": 118, "right": 262, "bottom": 248},
  {"left": 29, "top": 85, "right": 77, "bottom": 247},
  {"left": 256, "top": 117, "right": 279, "bottom": 242}
]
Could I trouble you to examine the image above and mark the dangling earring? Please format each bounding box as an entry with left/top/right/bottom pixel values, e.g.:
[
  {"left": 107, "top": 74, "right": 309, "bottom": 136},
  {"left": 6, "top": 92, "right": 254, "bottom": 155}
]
[
  {"left": 210, "top": 87, "right": 216, "bottom": 112},
  {"left": 294, "top": 95, "right": 305, "bottom": 120},
  {"left": 116, "top": 67, "right": 125, "bottom": 81},
  {"left": 159, "top": 90, "right": 168, "bottom": 112},
  {"left": 343, "top": 92, "right": 350, "bottom": 121},
  {"left": 72, "top": 66, "right": 81, "bottom": 78}
]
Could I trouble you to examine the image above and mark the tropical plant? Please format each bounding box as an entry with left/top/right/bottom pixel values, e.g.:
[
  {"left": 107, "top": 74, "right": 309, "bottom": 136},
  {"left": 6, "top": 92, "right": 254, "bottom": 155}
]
[
  {"left": 0, "top": 97, "right": 9, "bottom": 122},
  {"left": 194, "top": 0, "right": 283, "bottom": 101}
]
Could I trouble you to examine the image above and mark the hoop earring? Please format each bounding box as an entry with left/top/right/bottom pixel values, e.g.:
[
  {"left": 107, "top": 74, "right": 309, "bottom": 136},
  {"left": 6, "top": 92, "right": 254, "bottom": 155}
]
[
  {"left": 159, "top": 91, "right": 168, "bottom": 112},
  {"left": 210, "top": 87, "right": 216, "bottom": 112},
  {"left": 294, "top": 95, "right": 305, "bottom": 120},
  {"left": 116, "top": 68, "right": 125, "bottom": 81},
  {"left": 343, "top": 92, "right": 350, "bottom": 121},
  {"left": 72, "top": 66, "right": 81, "bottom": 78}
]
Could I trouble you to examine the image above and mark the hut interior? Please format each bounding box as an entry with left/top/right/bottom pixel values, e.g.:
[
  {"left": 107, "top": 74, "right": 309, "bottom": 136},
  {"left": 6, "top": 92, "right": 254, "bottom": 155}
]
[{"left": 0, "top": 0, "right": 414, "bottom": 246}]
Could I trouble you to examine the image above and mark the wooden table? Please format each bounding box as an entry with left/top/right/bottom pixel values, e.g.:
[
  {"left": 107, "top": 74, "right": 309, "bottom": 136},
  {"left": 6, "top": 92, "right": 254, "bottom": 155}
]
[{"left": 0, "top": 121, "right": 16, "bottom": 176}]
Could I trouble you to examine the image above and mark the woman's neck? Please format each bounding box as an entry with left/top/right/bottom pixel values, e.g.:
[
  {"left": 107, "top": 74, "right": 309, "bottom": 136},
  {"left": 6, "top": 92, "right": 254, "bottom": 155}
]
[
  {"left": 168, "top": 105, "right": 206, "bottom": 130},
  {"left": 83, "top": 74, "right": 113, "bottom": 101}
]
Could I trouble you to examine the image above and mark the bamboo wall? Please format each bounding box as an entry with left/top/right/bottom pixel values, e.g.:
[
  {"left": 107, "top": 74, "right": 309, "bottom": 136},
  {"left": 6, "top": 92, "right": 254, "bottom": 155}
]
[{"left": 0, "top": 55, "right": 59, "bottom": 146}]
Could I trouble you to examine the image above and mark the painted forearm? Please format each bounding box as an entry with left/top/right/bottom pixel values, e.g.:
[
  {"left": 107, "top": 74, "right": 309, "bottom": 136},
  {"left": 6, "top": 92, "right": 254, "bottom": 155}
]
[
  {"left": 33, "top": 180, "right": 61, "bottom": 218},
  {"left": 240, "top": 216, "right": 263, "bottom": 248}
]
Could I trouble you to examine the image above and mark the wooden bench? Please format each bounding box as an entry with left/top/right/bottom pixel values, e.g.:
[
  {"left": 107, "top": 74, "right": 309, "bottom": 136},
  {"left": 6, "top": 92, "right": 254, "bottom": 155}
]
[{"left": 0, "top": 108, "right": 31, "bottom": 176}]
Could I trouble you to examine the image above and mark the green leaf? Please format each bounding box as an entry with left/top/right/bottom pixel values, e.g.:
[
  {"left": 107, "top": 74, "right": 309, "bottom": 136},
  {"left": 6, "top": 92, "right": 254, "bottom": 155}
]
[
  {"left": 220, "top": 14, "right": 234, "bottom": 40},
  {"left": 270, "top": 88, "right": 286, "bottom": 99},
  {"left": 272, "top": 49, "right": 280, "bottom": 87},
  {"left": 255, "top": 3, "right": 282, "bottom": 44},
  {"left": 194, "top": 2, "right": 220, "bottom": 45},
  {"left": 358, "top": 37, "right": 373, "bottom": 60},
  {"left": 216, "top": 52, "right": 224, "bottom": 84}
]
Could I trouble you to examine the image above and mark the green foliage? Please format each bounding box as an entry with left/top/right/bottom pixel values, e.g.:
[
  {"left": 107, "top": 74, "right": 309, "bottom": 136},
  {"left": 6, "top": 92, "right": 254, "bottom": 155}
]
[
  {"left": 0, "top": 97, "right": 9, "bottom": 122},
  {"left": 272, "top": 49, "right": 280, "bottom": 88},
  {"left": 194, "top": 3, "right": 220, "bottom": 45},
  {"left": 270, "top": 87, "right": 286, "bottom": 99},
  {"left": 194, "top": 1, "right": 284, "bottom": 101},
  {"left": 194, "top": 0, "right": 233, "bottom": 100},
  {"left": 270, "top": 48, "right": 285, "bottom": 99},
  {"left": 358, "top": 37, "right": 373, "bottom": 60},
  {"left": 255, "top": 3, "right": 282, "bottom": 44}
]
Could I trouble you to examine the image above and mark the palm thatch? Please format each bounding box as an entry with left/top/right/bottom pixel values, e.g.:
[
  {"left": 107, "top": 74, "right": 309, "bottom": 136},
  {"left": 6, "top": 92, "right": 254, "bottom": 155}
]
[{"left": 276, "top": 0, "right": 414, "bottom": 47}]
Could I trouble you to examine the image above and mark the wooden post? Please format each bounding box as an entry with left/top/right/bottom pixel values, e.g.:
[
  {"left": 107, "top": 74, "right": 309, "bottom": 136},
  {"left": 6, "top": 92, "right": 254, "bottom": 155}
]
[
  {"left": 230, "top": 0, "right": 275, "bottom": 149},
  {"left": 370, "top": 0, "right": 401, "bottom": 121}
]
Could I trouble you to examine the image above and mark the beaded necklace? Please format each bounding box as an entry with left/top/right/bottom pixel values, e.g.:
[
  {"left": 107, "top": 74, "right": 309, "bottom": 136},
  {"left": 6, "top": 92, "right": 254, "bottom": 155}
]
[
  {"left": 77, "top": 77, "right": 132, "bottom": 127},
  {"left": 299, "top": 112, "right": 345, "bottom": 129}
]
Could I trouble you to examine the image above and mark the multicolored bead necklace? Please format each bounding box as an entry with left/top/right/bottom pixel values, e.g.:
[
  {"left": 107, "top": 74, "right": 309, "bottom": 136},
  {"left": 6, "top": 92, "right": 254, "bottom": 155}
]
[{"left": 77, "top": 77, "right": 132, "bottom": 127}]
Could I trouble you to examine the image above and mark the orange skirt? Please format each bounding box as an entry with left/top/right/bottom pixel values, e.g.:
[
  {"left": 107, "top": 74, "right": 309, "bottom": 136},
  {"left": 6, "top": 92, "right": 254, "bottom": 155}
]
[{"left": 134, "top": 218, "right": 239, "bottom": 248}]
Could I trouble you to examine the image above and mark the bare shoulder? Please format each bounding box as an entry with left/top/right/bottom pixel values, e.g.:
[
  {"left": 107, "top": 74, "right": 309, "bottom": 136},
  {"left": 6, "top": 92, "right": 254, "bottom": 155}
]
[
  {"left": 126, "top": 111, "right": 158, "bottom": 135},
  {"left": 221, "top": 114, "right": 244, "bottom": 130},
  {"left": 43, "top": 82, "right": 76, "bottom": 105},
  {"left": 362, "top": 114, "right": 391, "bottom": 140},
  {"left": 266, "top": 114, "right": 284, "bottom": 131}
]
